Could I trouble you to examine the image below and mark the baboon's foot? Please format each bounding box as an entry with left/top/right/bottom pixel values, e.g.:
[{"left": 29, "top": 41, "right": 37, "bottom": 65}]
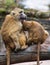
[{"left": 21, "top": 45, "right": 28, "bottom": 50}]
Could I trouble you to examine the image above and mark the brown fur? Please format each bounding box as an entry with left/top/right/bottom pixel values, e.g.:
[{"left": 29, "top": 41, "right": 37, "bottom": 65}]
[
  {"left": 23, "top": 21, "right": 49, "bottom": 44},
  {"left": 1, "top": 14, "right": 27, "bottom": 50},
  {"left": 1, "top": 14, "right": 27, "bottom": 65}
]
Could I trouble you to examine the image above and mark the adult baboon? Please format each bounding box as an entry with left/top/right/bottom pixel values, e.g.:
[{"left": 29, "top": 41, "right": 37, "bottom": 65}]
[{"left": 1, "top": 9, "right": 27, "bottom": 65}]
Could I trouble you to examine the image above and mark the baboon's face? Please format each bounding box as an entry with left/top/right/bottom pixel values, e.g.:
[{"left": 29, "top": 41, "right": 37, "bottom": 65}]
[{"left": 10, "top": 8, "right": 24, "bottom": 19}]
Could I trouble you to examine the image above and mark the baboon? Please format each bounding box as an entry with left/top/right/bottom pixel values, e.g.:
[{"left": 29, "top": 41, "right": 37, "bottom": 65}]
[
  {"left": 22, "top": 21, "right": 49, "bottom": 65},
  {"left": 22, "top": 21, "right": 49, "bottom": 44},
  {"left": 1, "top": 10, "right": 27, "bottom": 65}
]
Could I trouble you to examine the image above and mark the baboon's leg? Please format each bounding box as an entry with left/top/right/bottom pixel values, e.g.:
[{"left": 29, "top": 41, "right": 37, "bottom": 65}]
[
  {"left": 6, "top": 45, "right": 11, "bottom": 65},
  {"left": 19, "top": 34, "right": 28, "bottom": 49},
  {"left": 37, "top": 42, "right": 40, "bottom": 65},
  {"left": 10, "top": 33, "right": 20, "bottom": 50},
  {"left": 27, "top": 32, "right": 33, "bottom": 44}
]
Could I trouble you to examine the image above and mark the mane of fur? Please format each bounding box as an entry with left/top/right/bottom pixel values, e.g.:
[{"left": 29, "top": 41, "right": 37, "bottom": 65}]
[
  {"left": 1, "top": 14, "right": 23, "bottom": 50},
  {"left": 1, "top": 15, "right": 22, "bottom": 39}
]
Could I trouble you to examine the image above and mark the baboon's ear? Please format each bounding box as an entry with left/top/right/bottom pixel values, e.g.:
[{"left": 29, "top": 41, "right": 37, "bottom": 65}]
[{"left": 10, "top": 11, "right": 15, "bottom": 16}]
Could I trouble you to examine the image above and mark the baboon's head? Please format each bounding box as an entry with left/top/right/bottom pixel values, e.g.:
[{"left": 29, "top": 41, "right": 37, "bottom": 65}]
[
  {"left": 10, "top": 8, "right": 24, "bottom": 20},
  {"left": 23, "top": 21, "right": 32, "bottom": 30}
]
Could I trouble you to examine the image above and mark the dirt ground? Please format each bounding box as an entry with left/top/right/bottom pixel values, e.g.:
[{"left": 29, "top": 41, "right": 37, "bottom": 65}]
[{"left": 12, "top": 60, "right": 50, "bottom": 65}]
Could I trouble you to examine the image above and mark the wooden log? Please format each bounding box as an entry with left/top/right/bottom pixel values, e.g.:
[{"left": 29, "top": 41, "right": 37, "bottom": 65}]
[
  {"left": 0, "top": 51, "right": 50, "bottom": 65},
  {"left": 0, "top": 36, "right": 50, "bottom": 65}
]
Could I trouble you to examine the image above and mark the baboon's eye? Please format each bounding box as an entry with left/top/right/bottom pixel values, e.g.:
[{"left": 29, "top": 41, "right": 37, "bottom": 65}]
[{"left": 13, "top": 13, "right": 15, "bottom": 15}]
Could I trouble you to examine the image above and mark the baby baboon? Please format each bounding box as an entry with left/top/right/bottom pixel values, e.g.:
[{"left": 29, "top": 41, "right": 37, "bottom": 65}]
[{"left": 22, "top": 21, "right": 49, "bottom": 44}]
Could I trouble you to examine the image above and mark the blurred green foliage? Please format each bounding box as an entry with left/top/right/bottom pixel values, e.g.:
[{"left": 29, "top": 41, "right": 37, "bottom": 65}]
[
  {"left": 0, "top": 0, "right": 16, "bottom": 13},
  {"left": 0, "top": 0, "right": 49, "bottom": 19},
  {"left": 6, "top": 0, "right": 14, "bottom": 3}
]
